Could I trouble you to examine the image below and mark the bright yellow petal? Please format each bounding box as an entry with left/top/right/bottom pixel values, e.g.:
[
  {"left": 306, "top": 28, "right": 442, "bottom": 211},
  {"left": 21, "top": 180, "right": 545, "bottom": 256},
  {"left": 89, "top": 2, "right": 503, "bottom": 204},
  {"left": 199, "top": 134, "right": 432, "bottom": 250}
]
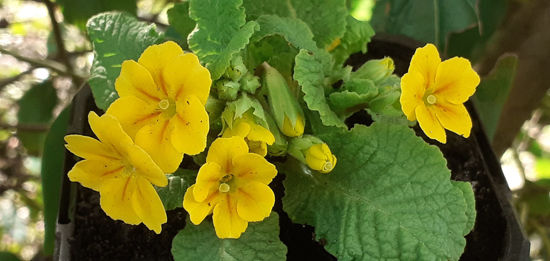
[
  {"left": 433, "top": 101, "right": 472, "bottom": 138},
  {"left": 87, "top": 112, "right": 134, "bottom": 156},
  {"left": 115, "top": 60, "right": 164, "bottom": 103},
  {"left": 67, "top": 159, "right": 124, "bottom": 191},
  {"left": 400, "top": 71, "right": 426, "bottom": 121},
  {"left": 64, "top": 135, "right": 117, "bottom": 161},
  {"left": 137, "top": 41, "right": 184, "bottom": 96},
  {"left": 408, "top": 43, "right": 440, "bottom": 91},
  {"left": 183, "top": 185, "right": 215, "bottom": 225},
  {"left": 194, "top": 162, "right": 224, "bottom": 202},
  {"left": 162, "top": 53, "right": 211, "bottom": 105},
  {"left": 135, "top": 118, "right": 183, "bottom": 173},
  {"left": 99, "top": 176, "right": 141, "bottom": 225},
  {"left": 127, "top": 145, "right": 167, "bottom": 187},
  {"left": 247, "top": 124, "right": 275, "bottom": 145},
  {"left": 232, "top": 153, "right": 277, "bottom": 184},
  {"left": 131, "top": 177, "right": 167, "bottom": 234},
  {"left": 206, "top": 137, "right": 249, "bottom": 173},
  {"left": 169, "top": 95, "right": 209, "bottom": 155},
  {"left": 433, "top": 57, "right": 480, "bottom": 104},
  {"left": 106, "top": 96, "right": 161, "bottom": 139},
  {"left": 212, "top": 194, "right": 248, "bottom": 239},
  {"left": 415, "top": 105, "right": 446, "bottom": 143},
  {"left": 222, "top": 119, "right": 250, "bottom": 139},
  {"left": 236, "top": 181, "right": 275, "bottom": 222}
]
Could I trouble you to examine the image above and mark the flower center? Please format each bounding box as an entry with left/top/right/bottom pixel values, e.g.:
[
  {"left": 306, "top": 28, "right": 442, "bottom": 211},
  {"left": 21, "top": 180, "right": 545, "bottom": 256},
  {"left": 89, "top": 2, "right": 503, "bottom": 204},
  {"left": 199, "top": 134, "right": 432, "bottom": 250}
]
[
  {"left": 322, "top": 161, "right": 333, "bottom": 172},
  {"left": 218, "top": 183, "right": 231, "bottom": 193},
  {"left": 426, "top": 94, "right": 437, "bottom": 105},
  {"left": 158, "top": 99, "right": 170, "bottom": 110}
]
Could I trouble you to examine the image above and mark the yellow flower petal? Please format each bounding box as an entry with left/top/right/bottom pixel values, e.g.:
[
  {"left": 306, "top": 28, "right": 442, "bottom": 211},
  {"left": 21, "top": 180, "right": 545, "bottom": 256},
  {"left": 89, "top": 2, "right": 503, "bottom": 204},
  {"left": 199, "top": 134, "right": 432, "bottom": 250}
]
[
  {"left": 183, "top": 185, "right": 215, "bottom": 225},
  {"left": 400, "top": 71, "right": 425, "bottom": 121},
  {"left": 206, "top": 137, "right": 249, "bottom": 173},
  {"left": 134, "top": 117, "right": 183, "bottom": 173},
  {"left": 232, "top": 153, "right": 277, "bottom": 184},
  {"left": 222, "top": 119, "right": 250, "bottom": 139},
  {"left": 99, "top": 176, "right": 141, "bottom": 225},
  {"left": 87, "top": 112, "right": 134, "bottom": 155},
  {"left": 194, "top": 162, "right": 224, "bottom": 202},
  {"left": 127, "top": 144, "right": 167, "bottom": 187},
  {"left": 408, "top": 43, "right": 440, "bottom": 91},
  {"left": 433, "top": 57, "right": 480, "bottom": 104},
  {"left": 67, "top": 159, "right": 124, "bottom": 191},
  {"left": 305, "top": 143, "right": 337, "bottom": 173},
  {"left": 212, "top": 194, "right": 248, "bottom": 239},
  {"left": 115, "top": 60, "right": 164, "bottom": 103},
  {"left": 162, "top": 53, "right": 211, "bottom": 105},
  {"left": 247, "top": 123, "right": 275, "bottom": 145},
  {"left": 415, "top": 105, "right": 446, "bottom": 143},
  {"left": 137, "top": 41, "right": 184, "bottom": 96},
  {"left": 106, "top": 96, "right": 160, "bottom": 139},
  {"left": 282, "top": 115, "right": 304, "bottom": 137},
  {"left": 64, "top": 135, "right": 117, "bottom": 161},
  {"left": 131, "top": 176, "right": 167, "bottom": 234},
  {"left": 169, "top": 95, "right": 209, "bottom": 155},
  {"left": 433, "top": 101, "right": 472, "bottom": 138},
  {"left": 236, "top": 181, "right": 275, "bottom": 222}
]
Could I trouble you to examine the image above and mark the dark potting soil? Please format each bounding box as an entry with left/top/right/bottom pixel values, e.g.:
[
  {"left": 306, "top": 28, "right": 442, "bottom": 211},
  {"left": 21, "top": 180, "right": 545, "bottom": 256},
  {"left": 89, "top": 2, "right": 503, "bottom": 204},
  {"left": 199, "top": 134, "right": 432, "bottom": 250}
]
[{"left": 65, "top": 36, "right": 519, "bottom": 260}]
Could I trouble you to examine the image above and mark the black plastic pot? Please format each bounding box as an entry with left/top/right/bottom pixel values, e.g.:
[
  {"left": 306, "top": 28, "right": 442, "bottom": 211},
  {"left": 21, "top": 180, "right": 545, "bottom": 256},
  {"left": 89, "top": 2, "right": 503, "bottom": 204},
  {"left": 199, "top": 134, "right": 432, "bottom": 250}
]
[{"left": 54, "top": 35, "right": 529, "bottom": 260}]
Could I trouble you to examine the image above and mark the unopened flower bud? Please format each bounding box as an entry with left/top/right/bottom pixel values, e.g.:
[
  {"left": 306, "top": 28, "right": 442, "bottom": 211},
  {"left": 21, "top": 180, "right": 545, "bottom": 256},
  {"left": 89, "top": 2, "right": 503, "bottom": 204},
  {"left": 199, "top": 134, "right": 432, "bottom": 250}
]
[
  {"left": 225, "top": 56, "right": 247, "bottom": 81},
  {"left": 305, "top": 143, "right": 337, "bottom": 173},
  {"left": 353, "top": 57, "right": 394, "bottom": 84},
  {"left": 216, "top": 80, "right": 240, "bottom": 101},
  {"left": 262, "top": 62, "right": 305, "bottom": 137},
  {"left": 240, "top": 73, "right": 260, "bottom": 94}
]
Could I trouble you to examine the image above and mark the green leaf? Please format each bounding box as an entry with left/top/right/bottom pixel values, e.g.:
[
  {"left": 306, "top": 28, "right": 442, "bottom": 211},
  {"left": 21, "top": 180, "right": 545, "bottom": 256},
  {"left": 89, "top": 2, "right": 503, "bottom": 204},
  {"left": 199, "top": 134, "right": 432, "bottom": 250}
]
[
  {"left": 57, "top": 0, "right": 136, "bottom": 28},
  {"left": 171, "top": 212, "right": 287, "bottom": 260},
  {"left": 167, "top": 2, "right": 196, "bottom": 49},
  {"left": 451, "top": 181, "right": 476, "bottom": 234},
  {"left": 243, "top": 0, "right": 348, "bottom": 48},
  {"left": 331, "top": 15, "right": 375, "bottom": 65},
  {"left": 473, "top": 54, "right": 518, "bottom": 140},
  {"left": 283, "top": 123, "right": 475, "bottom": 260},
  {"left": 155, "top": 169, "right": 196, "bottom": 211},
  {"left": 252, "top": 15, "right": 317, "bottom": 51},
  {"left": 17, "top": 81, "right": 57, "bottom": 155},
  {"left": 245, "top": 36, "right": 297, "bottom": 79},
  {"left": 294, "top": 49, "right": 346, "bottom": 128},
  {"left": 328, "top": 79, "right": 378, "bottom": 117},
  {"left": 188, "top": 0, "right": 259, "bottom": 80},
  {"left": 0, "top": 252, "right": 21, "bottom": 261},
  {"left": 87, "top": 12, "right": 163, "bottom": 110},
  {"left": 225, "top": 93, "right": 268, "bottom": 126},
  {"left": 370, "top": 0, "right": 478, "bottom": 48},
  {"left": 40, "top": 106, "right": 71, "bottom": 255}
]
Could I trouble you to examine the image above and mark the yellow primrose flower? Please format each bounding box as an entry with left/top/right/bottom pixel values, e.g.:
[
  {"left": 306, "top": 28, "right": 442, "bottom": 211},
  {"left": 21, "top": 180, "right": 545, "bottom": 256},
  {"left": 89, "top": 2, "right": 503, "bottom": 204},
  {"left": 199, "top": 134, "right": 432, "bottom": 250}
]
[
  {"left": 305, "top": 143, "right": 337, "bottom": 173},
  {"left": 65, "top": 112, "right": 167, "bottom": 234},
  {"left": 400, "top": 43, "right": 480, "bottom": 143},
  {"left": 183, "top": 137, "right": 277, "bottom": 239},
  {"left": 106, "top": 41, "right": 211, "bottom": 173},
  {"left": 222, "top": 113, "right": 275, "bottom": 156}
]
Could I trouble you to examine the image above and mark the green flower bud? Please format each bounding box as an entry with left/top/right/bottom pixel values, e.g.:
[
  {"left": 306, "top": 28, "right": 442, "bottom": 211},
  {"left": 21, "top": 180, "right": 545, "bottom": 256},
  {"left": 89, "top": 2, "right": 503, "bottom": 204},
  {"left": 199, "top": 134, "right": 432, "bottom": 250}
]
[
  {"left": 225, "top": 55, "right": 247, "bottom": 81},
  {"left": 216, "top": 80, "right": 240, "bottom": 101},
  {"left": 262, "top": 62, "right": 305, "bottom": 137},
  {"left": 264, "top": 112, "right": 288, "bottom": 156},
  {"left": 352, "top": 57, "right": 394, "bottom": 84},
  {"left": 240, "top": 73, "right": 260, "bottom": 94}
]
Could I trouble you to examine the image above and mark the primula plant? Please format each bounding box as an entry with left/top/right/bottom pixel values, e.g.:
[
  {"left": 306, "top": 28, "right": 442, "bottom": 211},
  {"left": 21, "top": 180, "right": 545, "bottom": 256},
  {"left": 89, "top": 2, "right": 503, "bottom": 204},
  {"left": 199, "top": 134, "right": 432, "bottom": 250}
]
[{"left": 64, "top": 0, "right": 480, "bottom": 259}]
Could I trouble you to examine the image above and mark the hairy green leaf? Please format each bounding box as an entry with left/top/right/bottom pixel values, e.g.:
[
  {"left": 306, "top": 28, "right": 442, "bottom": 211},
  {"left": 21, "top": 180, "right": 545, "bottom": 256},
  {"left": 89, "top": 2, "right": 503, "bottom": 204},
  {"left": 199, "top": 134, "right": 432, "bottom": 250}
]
[
  {"left": 473, "top": 54, "right": 517, "bottom": 140},
  {"left": 243, "top": 0, "right": 347, "bottom": 48},
  {"left": 331, "top": 15, "right": 375, "bottom": 65},
  {"left": 252, "top": 15, "right": 317, "bottom": 51},
  {"left": 371, "top": 0, "right": 478, "bottom": 48},
  {"left": 188, "top": 0, "right": 259, "bottom": 80},
  {"left": 294, "top": 49, "right": 346, "bottom": 128},
  {"left": 171, "top": 213, "right": 287, "bottom": 260},
  {"left": 87, "top": 12, "right": 163, "bottom": 110},
  {"left": 17, "top": 81, "right": 57, "bottom": 155},
  {"left": 41, "top": 106, "right": 71, "bottom": 255},
  {"left": 283, "top": 123, "right": 475, "bottom": 260},
  {"left": 167, "top": 2, "right": 196, "bottom": 49}
]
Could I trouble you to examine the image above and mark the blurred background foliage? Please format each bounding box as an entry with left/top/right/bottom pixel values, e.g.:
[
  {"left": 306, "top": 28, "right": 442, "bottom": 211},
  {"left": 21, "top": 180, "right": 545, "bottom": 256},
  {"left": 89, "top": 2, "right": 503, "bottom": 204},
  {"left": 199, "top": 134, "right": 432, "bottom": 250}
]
[{"left": 0, "top": 0, "right": 548, "bottom": 260}]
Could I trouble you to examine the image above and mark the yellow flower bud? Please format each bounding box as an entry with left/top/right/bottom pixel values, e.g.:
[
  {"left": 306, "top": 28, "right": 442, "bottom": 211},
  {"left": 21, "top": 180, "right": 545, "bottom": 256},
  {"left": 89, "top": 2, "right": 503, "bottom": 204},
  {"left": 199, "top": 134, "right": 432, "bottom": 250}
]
[
  {"left": 281, "top": 115, "right": 305, "bottom": 137},
  {"left": 305, "top": 143, "right": 337, "bottom": 173}
]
